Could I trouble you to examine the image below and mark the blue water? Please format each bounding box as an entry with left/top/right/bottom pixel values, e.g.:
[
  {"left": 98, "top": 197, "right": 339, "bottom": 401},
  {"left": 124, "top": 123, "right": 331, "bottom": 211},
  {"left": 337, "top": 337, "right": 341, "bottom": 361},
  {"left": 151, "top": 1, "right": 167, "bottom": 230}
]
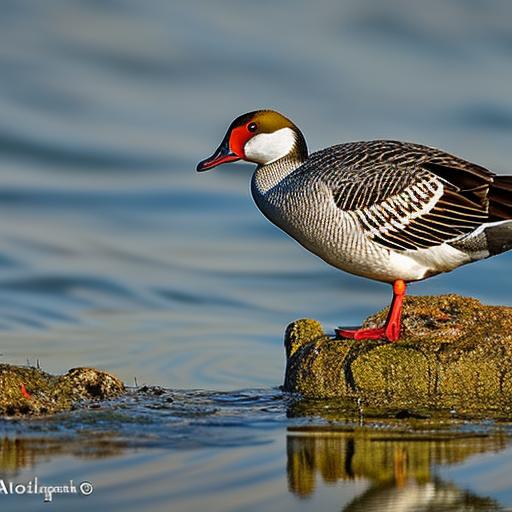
[{"left": 1, "top": 0, "right": 512, "bottom": 510}]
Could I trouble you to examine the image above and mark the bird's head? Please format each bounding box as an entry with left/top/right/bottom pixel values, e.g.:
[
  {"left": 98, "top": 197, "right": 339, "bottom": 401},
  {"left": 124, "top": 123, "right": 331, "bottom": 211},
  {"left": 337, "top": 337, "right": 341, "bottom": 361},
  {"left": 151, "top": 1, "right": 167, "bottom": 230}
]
[{"left": 196, "top": 110, "right": 307, "bottom": 172}]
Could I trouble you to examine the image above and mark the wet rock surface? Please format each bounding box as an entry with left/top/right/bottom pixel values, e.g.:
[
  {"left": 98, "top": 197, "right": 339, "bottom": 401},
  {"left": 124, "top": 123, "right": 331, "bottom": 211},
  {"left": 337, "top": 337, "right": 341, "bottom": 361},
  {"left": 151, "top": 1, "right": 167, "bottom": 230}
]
[
  {"left": 0, "top": 365, "right": 125, "bottom": 416},
  {"left": 283, "top": 294, "right": 512, "bottom": 415}
]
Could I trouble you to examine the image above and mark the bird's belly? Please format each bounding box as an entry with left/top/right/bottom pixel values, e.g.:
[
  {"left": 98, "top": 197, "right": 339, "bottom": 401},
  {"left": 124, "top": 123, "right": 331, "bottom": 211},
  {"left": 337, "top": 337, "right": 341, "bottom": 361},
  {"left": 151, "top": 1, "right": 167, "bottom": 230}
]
[{"left": 255, "top": 190, "right": 470, "bottom": 283}]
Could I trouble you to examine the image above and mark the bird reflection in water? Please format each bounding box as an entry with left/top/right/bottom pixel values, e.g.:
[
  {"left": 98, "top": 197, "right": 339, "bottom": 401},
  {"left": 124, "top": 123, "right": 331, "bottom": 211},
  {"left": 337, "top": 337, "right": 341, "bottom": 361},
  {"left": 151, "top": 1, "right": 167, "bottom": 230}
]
[{"left": 287, "top": 428, "right": 506, "bottom": 511}]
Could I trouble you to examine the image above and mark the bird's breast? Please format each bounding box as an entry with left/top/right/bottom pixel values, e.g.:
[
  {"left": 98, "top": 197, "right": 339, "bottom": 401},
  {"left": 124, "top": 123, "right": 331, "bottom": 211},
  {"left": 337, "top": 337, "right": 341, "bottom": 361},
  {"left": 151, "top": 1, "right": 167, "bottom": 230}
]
[{"left": 251, "top": 180, "right": 364, "bottom": 268}]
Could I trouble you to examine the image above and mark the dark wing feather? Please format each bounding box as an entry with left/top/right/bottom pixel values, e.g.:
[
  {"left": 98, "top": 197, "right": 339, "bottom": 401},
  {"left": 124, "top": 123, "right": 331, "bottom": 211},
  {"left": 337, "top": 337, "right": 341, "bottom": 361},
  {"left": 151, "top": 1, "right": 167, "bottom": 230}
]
[{"left": 296, "top": 141, "right": 502, "bottom": 251}]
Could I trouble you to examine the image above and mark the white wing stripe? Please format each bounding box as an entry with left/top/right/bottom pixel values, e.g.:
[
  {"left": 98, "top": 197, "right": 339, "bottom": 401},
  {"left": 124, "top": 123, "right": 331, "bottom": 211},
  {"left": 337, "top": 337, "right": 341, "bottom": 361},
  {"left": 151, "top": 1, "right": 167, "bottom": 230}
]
[{"left": 353, "top": 178, "right": 444, "bottom": 238}]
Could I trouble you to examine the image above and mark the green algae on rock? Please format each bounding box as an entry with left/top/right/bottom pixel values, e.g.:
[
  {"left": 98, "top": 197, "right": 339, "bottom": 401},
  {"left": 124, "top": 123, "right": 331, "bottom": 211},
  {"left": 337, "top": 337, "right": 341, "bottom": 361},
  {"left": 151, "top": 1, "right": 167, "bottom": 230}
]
[
  {"left": 283, "top": 294, "right": 512, "bottom": 414},
  {"left": 0, "top": 365, "right": 125, "bottom": 416}
]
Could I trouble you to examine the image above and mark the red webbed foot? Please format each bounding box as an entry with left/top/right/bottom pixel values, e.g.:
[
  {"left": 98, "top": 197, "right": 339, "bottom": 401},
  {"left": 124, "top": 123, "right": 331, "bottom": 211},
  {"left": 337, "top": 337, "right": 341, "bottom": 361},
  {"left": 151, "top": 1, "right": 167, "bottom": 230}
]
[
  {"left": 335, "top": 327, "right": 386, "bottom": 340},
  {"left": 336, "top": 280, "right": 406, "bottom": 343}
]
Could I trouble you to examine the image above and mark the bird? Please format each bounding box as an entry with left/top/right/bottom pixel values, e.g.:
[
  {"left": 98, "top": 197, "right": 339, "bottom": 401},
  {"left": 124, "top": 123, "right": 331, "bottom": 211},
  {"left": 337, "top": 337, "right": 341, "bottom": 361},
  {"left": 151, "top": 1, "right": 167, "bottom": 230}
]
[{"left": 197, "top": 110, "right": 512, "bottom": 341}]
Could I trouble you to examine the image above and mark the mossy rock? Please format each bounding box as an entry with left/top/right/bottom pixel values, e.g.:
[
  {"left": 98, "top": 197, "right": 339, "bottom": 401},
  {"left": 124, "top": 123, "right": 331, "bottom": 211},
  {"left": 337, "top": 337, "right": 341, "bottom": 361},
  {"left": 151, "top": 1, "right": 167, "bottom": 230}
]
[
  {"left": 283, "top": 294, "right": 512, "bottom": 415},
  {"left": 0, "top": 365, "right": 125, "bottom": 416}
]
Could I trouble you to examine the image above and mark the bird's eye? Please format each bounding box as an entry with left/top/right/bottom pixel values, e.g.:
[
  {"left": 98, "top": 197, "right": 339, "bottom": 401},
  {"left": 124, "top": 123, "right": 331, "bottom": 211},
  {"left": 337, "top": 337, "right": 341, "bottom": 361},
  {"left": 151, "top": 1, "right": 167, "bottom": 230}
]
[{"left": 247, "top": 122, "right": 257, "bottom": 132}]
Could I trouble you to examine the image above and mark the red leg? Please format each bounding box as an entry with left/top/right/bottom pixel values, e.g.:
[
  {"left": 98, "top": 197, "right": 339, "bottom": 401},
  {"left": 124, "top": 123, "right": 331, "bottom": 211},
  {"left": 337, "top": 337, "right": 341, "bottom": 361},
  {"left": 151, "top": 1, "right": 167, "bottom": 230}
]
[{"left": 336, "top": 280, "right": 406, "bottom": 342}]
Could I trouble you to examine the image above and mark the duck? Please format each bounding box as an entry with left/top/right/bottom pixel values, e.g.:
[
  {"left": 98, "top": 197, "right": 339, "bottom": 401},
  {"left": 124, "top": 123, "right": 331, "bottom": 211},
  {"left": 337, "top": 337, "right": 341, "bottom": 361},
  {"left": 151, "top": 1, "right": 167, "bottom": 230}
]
[{"left": 197, "top": 110, "right": 512, "bottom": 341}]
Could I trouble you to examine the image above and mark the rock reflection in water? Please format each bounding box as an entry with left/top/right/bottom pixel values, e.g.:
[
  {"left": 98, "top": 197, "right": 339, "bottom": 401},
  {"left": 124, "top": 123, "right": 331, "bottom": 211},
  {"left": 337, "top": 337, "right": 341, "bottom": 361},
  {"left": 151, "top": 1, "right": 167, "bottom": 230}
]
[
  {"left": 287, "top": 428, "right": 506, "bottom": 511},
  {"left": 0, "top": 436, "right": 127, "bottom": 477}
]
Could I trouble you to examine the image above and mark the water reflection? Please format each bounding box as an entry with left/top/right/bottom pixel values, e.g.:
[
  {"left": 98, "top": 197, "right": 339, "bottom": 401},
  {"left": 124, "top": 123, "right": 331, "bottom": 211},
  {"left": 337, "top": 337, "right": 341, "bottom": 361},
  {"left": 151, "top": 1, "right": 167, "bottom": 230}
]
[
  {"left": 287, "top": 428, "right": 506, "bottom": 511},
  {"left": 0, "top": 436, "right": 127, "bottom": 478},
  {"left": 1, "top": 391, "right": 512, "bottom": 511}
]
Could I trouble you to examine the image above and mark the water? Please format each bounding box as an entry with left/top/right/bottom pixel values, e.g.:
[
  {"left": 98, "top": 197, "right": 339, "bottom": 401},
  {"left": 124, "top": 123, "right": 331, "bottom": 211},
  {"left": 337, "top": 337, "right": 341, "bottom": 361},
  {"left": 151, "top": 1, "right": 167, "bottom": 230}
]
[
  {"left": 1, "top": 0, "right": 512, "bottom": 510},
  {"left": 2, "top": 388, "right": 512, "bottom": 511}
]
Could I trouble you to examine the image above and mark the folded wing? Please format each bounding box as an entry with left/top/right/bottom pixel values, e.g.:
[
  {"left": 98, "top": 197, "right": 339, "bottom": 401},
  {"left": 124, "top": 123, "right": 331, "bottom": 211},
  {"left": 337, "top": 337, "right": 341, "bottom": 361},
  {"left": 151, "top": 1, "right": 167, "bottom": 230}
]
[{"left": 317, "top": 141, "right": 505, "bottom": 252}]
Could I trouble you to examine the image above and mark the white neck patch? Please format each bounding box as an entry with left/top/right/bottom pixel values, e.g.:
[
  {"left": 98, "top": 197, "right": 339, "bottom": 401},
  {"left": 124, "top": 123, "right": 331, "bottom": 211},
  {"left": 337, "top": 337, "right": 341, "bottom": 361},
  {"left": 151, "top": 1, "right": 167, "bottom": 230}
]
[{"left": 244, "top": 127, "right": 296, "bottom": 165}]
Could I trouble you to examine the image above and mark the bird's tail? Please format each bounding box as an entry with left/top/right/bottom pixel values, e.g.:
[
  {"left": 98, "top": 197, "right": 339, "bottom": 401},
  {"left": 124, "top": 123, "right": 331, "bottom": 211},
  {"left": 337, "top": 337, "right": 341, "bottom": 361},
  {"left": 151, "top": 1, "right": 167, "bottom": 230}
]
[
  {"left": 489, "top": 175, "right": 512, "bottom": 221},
  {"left": 483, "top": 220, "right": 512, "bottom": 256}
]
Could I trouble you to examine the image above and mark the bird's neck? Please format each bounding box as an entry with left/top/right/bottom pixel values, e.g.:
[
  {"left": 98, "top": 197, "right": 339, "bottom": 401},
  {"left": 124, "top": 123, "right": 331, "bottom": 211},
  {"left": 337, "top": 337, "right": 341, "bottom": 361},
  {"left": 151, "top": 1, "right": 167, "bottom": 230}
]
[{"left": 251, "top": 136, "right": 308, "bottom": 195}]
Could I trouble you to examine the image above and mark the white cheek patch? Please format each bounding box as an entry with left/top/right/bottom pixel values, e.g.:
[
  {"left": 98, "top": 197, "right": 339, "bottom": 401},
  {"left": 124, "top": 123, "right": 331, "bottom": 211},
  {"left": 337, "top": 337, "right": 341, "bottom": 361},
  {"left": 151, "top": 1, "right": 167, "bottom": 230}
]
[{"left": 244, "top": 127, "right": 296, "bottom": 165}]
